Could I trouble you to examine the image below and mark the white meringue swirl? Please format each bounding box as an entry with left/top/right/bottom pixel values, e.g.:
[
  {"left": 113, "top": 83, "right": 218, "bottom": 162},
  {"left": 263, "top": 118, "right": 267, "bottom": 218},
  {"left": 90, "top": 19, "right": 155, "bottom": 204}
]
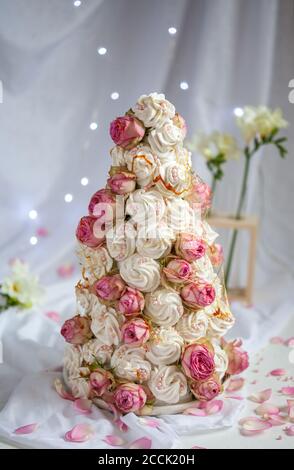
[
  {"left": 133, "top": 92, "right": 175, "bottom": 128},
  {"left": 90, "top": 303, "right": 122, "bottom": 346},
  {"left": 63, "top": 345, "right": 91, "bottom": 398},
  {"left": 212, "top": 339, "right": 229, "bottom": 380},
  {"left": 110, "top": 145, "right": 126, "bottom": 167},
  {"left": 106, "top": 222, "right": 136, "bottom": 261},
  {"left": 76, "top": 243, "right": 113, "bottom": 284},
  {"left": 176, "top": 309, "right": 209, "bottom": 342},
  {"left": 136, "top": 223, "right": 174, "bottom": 259},
  {"left": 148, "top": 365, "right": 189, "bottom": 404},
  {"left": 119, "top": 254, "right": 161, "bottom": 292},
  {"left": 126, "top": 188, "right": 166, "bottom": 229},
  {"left": 166, "top": 198, "right": 196, "bottom": 233},
  {"left": 110, "top": 345, "right": 152, "bottom": 383},
  {"left": 148, "top": 121, "right": 183, "bottom": 155},
  {"left": 155, "top": 161, "right": 191, "bottom": 198},
  {"left": 82, "top": 339, "right": 113, "bottom": 367},
  {"left": 144, "top": 288, "right": 184, "bottom": 326},
  {"left": 206, "top": 300, "right": 235, "bottom": 337},
  {"left": 75, "top": 285, "right": 101, "bottom": 317},
  {"left": 146, "top": 327, "right": 184, "bottom": 365},
  {"left": 125, "top": 144, "right": 158, "bottom": 187}
]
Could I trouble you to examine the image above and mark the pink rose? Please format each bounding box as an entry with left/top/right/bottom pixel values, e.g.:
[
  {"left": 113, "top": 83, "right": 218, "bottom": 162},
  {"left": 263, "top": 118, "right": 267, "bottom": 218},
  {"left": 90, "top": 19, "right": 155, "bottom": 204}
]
[
  {"left": 89, "top": 368, "right": 114, "bottom": 397},
  {"left": 76, "top": 216, "right": 104, "bottom": 248},
  {"left": 87, "top": 189, "right": 116, "bottom": 235},
  {"left": 121, "top": 318, "right": 150, "bottom": 346},
  {"left": 190, "top": 376, "right": 221, "bottom": 401},
  {"left": 114, "top": 383, "right": 147, "bottom": 413},
  {"left": 110, "top": 115, "right": 145, "bottom": 149},
  {"left": 94, "top": 274, "right": 125, "bottom": 301},
  {"left": 181, "top": 281, "right": 216, "bottom": 308},
  {"left": 61, "top": 315, "right": 92, "bottom": 345},
  {"left": 221, "top": 338, "right": 249, "bottom": 375},
  {"left": 172, "top": 113, "right": 187, "bottom": 138},
  {"left": 107, "top": 171, "right": 136, "bottom": 195},
  {"left": 163, "top": 258, "right": 193, "bottom": 284},
  {"left": 186, "top": 175, "right": 212, "bottom": 215},
  {"left": 175, "top": 233, "right": 206, "bottom": 262},
  {"left": 182, "top": 343, "right": 215, "bottom": 381},
  {"left": 209, "top": 243, "right": 224, "bottom": 267},
  {"left": 117, "top": 287, "right": 145, "bottom": 317}
]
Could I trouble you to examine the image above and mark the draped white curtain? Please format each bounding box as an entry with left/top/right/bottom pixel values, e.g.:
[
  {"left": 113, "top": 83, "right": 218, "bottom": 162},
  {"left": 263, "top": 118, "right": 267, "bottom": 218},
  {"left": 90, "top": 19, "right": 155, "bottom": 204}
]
[{"left": 0, "top": 0, "right": 293, "bottom": 289}]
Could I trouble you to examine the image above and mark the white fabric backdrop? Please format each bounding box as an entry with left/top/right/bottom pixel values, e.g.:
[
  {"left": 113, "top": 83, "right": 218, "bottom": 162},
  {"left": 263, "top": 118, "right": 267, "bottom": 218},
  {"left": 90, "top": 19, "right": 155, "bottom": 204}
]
[{"left": 0, "top": 0, "right": 294, "bottom": 449}]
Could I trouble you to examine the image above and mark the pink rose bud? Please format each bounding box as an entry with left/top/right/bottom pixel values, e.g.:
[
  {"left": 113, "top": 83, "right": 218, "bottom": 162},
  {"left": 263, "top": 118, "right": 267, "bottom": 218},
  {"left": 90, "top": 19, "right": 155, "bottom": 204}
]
[
  {"left": 121, "top": 318, "right": 150, "bottom": 346},
  {"left": 114, "top": 383, "right": 147, "bottom": 413},
  {"left": 186, "top": 175, "right": 212, "bottom": 215},
  {"left": 110, "top": 115, "right": 145, "bottom": 149},
  {"left": 175, "top": 233, "right": 206, "bottom": 262},
  {"left": 190, "top": 376, "right": 221, "bottom": 401},
  {"left": 117, "top": 287, "right": 145, "bottom": 317},
  {"left": 182, "top": 343, "right": 215, "bottom": 381},
  {"left": 181, "top": 281, "right": 216, "bottom": 308},
  {"left": 76, "top": 216, "right": 104, "bottom": 248},
  {"left": 89, "top": 368, "right": 114, "bottom": 397},
  {"left": 107, "top": 171, "right": 136, "bottom": 195},
  {"left": 163, "top": 258, "right": 193, "bottom": 284},
  {"left": 221, "top": 338, "right": 249, "bottom": 375},
  {"left": 209, "top": 243, "right": 224, "bottom": 267},
  {"left": 172, "top": 112, "right": 187, "bottom": 138},
  {"left": 88, "top": 188, "right": 116, "bottom": 226},
  {"left": 61, "top": 315, "right": 92, "bottom": 345},
  {"left": 94, "top": 274, "right": 125, "bottom": 301}
]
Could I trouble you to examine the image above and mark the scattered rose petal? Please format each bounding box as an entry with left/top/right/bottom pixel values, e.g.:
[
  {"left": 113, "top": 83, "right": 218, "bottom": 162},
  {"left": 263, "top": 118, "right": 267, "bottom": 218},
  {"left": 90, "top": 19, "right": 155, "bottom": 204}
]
[
  {"left": 285, "top": 337, "right": 294, "bottom": 347},
  {"left": 103, "top": 435, "right": 125, "bottom": 446},
  {"left": 255, "top": 403, "right": 280, "bottom": 417},
  {"left": 57, "top": 263, "right": 75, "bottom": 278},
  {"left": 287, "top": 400, "right": 294, "bottom": 422},
  {"left": 139, "top": 417, "right": 161, "bottom": 428},
  {"left": 64, "top": 424, "right": 94, "bottom": 442},
  {"left": 270, "top": 337, "right": 284, "bottom": 345},
  {"left": 14, "top": 423, "right": 38, "bottom": 435},
  {"left": 225, "top": 395, "right": 244, "bottom": 400},
  {"left": 191, "top": 445, "right": 207, "bottom": 449},
  {"left": 184, "top": 408, "right": 207, "bottom": 416},
  {"left": 114, "top": 418, "right": 129, "bottom": 432},
  {"left": 129, "top": 437, "right": 152, "bottom": 449},
  {"left": 284, "top": 425, "right": 294, "bottom": 436},
  {"left": 250, "top": 380, "right": 257, "bottom": 385},
  {"left": 74, "top": 398, "right": 92, "bottom": 414},
  {"left": 270, "top": 369, "right": 287, "bottom": 377},
  {"left": 276, "top": 435, "right": 282, "bottom": 440},
  {"left": 205, "top": 400, "right": 224, "bottom": 415},
  {"left": 268, "top": 414, "right": 287, "bottom": 426},
  {"left": 54, "top": 378, "right": 75, "bottom": 401},
  {"left": 239, "top": 416, "right": 272, "bottom": 435},
  {"left": 226, "top": 377, "right": 245, "bottom": 392},
  {"left": 45, "top": 311, "right": 61, "bottom": 323},
  {"left": 248, "top": 388, "right": 272, "bottom": 403},
  {"left": 280, "top": 387, "right": 294, "bottom": 396},
  {"left": 36, "top": 227, "right": 49, "bottom": 237},
  {"left": 253, "top": 369, "right": 259, "bottom": 373}
]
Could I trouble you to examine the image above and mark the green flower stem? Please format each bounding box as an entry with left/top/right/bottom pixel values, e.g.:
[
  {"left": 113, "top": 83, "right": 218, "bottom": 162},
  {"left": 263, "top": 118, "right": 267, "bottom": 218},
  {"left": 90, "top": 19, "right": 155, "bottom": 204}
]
[
  {"left": 209, "top": 175, "right": 217, "bottom": 214},
  {"left": 225, "top": 149, "right": 251, "bottom": 286}
]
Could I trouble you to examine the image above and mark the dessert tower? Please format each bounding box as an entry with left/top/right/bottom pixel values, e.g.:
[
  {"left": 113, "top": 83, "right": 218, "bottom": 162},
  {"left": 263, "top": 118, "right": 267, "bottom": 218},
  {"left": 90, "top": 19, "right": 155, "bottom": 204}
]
[{"left": 61, "top": 93, "right": 248, "bottom": 415}]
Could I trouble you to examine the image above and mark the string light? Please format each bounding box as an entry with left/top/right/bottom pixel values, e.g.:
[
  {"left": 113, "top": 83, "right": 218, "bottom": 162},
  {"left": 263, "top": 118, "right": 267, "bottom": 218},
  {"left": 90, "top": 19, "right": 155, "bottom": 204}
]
[
  {"left": 111, "top": 92, "right": 119, "bottom": 100},
  {"left": 64, "top": 193, "right": 73, "bottom": 203},
  {"left": 180, "top": 81, "right": 189, "bottom": 90},
  {"left": 89, "top": 122, "right": 98, "bottom": 130},
  {"left": 97, "top": 47, "right": 107, "bottom": 55},
  {"left": 168, "top": 27, "right": 177, "bottom": 35},
  {"left": 30, "top": 236, "right": 38, "bottom": 245},
  {"left": 73, "top": 1, "right": 81, "bottom": 7},
  {"left": 28, "top": 209, "right": 38, "bottom": 220},
  {"left": 234, "top": 107, "right": 244, "bottom": 117},
  {"left": 81, "top": 177, "right": 89, "bottom": 186}
]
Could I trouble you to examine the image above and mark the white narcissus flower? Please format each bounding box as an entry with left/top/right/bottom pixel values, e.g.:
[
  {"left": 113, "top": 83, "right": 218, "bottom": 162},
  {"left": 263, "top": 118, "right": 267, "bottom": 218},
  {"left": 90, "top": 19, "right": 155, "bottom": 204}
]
[
  {"left": 236, "top": 106, "right": 288, "bottom": 143},
  {"left": 1, "top": 259, "right": 43, "bottom": 308},
  {"left": 188, "top": 131, "right": 240, "bottom": 161}
]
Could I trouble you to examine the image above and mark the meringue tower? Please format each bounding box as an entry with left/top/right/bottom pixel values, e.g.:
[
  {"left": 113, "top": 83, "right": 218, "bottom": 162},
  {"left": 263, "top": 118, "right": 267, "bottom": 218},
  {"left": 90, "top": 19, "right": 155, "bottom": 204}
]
[{"left": 61, "top": 93, "right": 248, "bottom": 415}]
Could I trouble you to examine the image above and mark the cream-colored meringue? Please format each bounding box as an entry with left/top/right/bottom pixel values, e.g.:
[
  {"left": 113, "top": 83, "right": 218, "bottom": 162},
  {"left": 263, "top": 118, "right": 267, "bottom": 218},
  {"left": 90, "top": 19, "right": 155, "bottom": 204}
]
[
  {"left": 144, "top": 288, "right": 184, "bottom": 327},
  {"left": 110, "top": 344, "right": 152, "bottom": 383},
  {"left": 212, "top": 339, "right": 229, "bottom": 380},
  {"left": 110, "top": 145, "right": 127, "bottom": 167},
  {"left": 76, "top": 243, "right": 113, "bottom": 284},
  {"left": 75, "top": 285, "right": 101, "bottom": 317},
  {"left": 119, "top": 254, "right": 161, "bottom": 292},
  {"left": 148, "top": 121, "right": 183, "bottom": 155},
  {"left": 132, "top": 93, "right": 175, "bottom": 128},
  {"left": 126, "top": 188, "right": 166, "bottom": 229},
  {"left": 63, "top": 345, "right": 91, "bottom": 398},
  {"left": 206, "top": 300, "right": 235, "bottom": 338},
  {"left": 125, "top": 144, "right": 158, "bottom": 188},
  {"left": 148, "top": 365, "right": 189, "bottom": 404},
  {"left": 176, "top": 309, "right": 209, "bottom": 342},
  {"left": 166, "top": 198, "right": 196, "bottom": 233},
  {"left": 192, "top": 255, "right": 215, "bottom": 283},
  {"left": 136, "top": 223, "right": 174, "bottom": 259},
  {"left": 106, "top": 223, "right": 136, "bottom": 261},
  {"left": 155, "top": 161, "right": 191, "bottom": 199},
  {"left": 90, "top": 304, "right": 122, "bottom": 346},
  {"left": 82, "top": 339, "right": 113, "bottom": 367},
  {"left": 146, "top": 327, "right": 184, "bottom": 365}
]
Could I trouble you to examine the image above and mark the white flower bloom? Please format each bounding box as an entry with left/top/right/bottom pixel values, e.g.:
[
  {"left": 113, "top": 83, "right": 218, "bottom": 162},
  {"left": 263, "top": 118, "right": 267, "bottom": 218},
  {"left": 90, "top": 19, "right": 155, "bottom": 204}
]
[
  {"left": 236, "top": 106, "right": 288, "bottom": 143},
  {"left": 189, "top": 131, "right": 240, "bottom": 161},
  {"left": 1, "top": 259, "right": 43, "bottom": 308}
]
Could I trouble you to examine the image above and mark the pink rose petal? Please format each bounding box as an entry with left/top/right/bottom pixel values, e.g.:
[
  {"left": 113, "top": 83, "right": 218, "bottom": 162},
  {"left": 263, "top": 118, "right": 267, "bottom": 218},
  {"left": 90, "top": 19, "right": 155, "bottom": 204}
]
[
  {"left": 45, "top": 311, "right": 61, "bottom": 323},
  {"left": 205, "top": 400, "right": 223, "bottom": 415},
  {"left": 287, "top": 400, "right": 294, "bottom": 422},
  {"left": 114, "top": 418, "right": 129, "bottom": 432},
  {"left": 270, "top": 337, "right": 284, "bottom": 345},
  {"left": 225, "top": 395, "right": 244, "bottom": 400},
  {"left": 248, "top": 388, "right": 272, "bottom": 403},
  {"left": 64, "top": 423, "right": 94, "bottom": 442},
  {"left": 276, "top": 435, "right": 282, "bottom": 440},
  {"left": 255, "top": 403, "right": 280, "bottom": 417},
  {"left": 226, "top": 377, "right": 245, "bottom": 392},
  {"left": 54, "top": 378, "right": 75, "bottom": 401},
  {"left": 267, "top": 414, "right": 287, "bottom": 426},
  {"left": 74, "top": 398, "right": 92, "bottom": 414},
  {"left": 183, "top": 408, "right": 207, "bottom": 416},
  {"left": 285, "top": 337, "right": 294, "bottom": 347},
  {"left": 191, "top": 445, "right": 207, "bottom": 449},
  {"left": 36, "top": 227, "right": 49, "bottom": 237},
  {"left": 57, "top": 263, "right": 75, "bottom": 278},
  {"left": 270, "top": 369, "right": 287, "bottom": 376},
  {"left": 14, "top": 423, "right": 38, "bottom": 435},
  {"left": 139, "top": 417, "right": 161, "bottom": 428},
  {"left": 284, "top": 425, "right": 294, "bottom": 436},
  {"left": 239, "top": 416, "right": 272, "bottom": 435},
  {"left": 280, "top": 387, "right": 294, "bottom": 396},
  {"left": 103, "top": 435, "right": 125, "bottom": 446},
  {"left": 129, "top": 437, "right": 152, "bottom": 449}
]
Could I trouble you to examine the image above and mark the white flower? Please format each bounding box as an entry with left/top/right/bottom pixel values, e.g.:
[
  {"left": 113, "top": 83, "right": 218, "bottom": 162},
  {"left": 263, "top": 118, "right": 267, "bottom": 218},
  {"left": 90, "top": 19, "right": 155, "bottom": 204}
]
[
  {"left": 133, "top": 92, "right": 175, "bottom": 128},
  {"left": 236, "top": 106, "right": 288, "bottom": 143},
  {"left": 1, "top": 259, "right": 43, "bottom": 308},
  {"left": 189, "top": 131, "right": 240, "bottom": 161}
]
